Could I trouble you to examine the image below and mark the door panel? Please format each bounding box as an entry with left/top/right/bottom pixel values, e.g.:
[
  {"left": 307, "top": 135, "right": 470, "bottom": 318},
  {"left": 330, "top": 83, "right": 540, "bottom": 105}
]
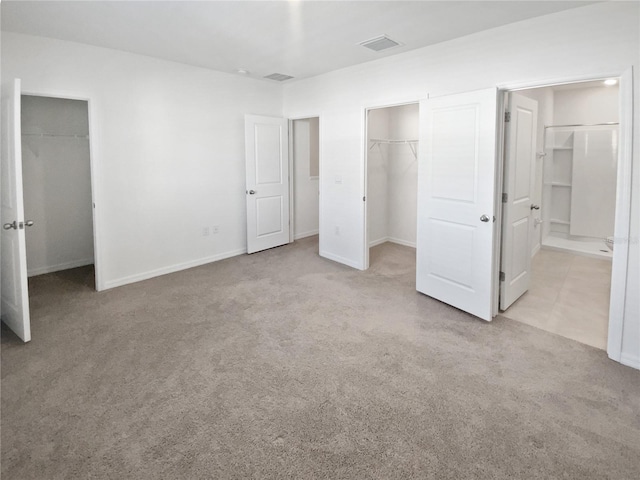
[
  {"left": 500, "top": 93, "right": 538, "bottom": 310},
  {"left": 416, "top": 88, "right": 498, "bottom": 321},
  {"left": 1, "top": 78, "right": 31, "bottom": 342},
  {"left": 245, "top": 115, "right": 290, "bottom": 254}
]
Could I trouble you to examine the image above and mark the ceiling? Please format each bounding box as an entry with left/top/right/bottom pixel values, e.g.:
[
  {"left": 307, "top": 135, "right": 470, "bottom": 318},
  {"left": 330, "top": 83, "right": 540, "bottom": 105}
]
[{"left": 1, "top": 0, "right": 597, "bottom": 82}]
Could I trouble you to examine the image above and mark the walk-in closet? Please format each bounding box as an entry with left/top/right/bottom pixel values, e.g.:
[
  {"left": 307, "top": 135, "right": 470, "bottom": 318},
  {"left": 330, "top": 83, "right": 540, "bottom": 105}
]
[
  {"left": 21, "top": 95, "right": 95, "bottom": 278},
  {"left": 365, "top": 103, "right": 419, "bottom": 270}
]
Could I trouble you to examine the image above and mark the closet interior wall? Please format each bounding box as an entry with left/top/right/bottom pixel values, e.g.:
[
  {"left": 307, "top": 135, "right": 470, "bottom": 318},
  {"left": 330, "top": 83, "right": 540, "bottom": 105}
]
[
  {"left": 367, "top": 103, "right": 419, "bottom": 250},
  {"left": 21, "top": 95, "right": 94, "bottom": 276}
]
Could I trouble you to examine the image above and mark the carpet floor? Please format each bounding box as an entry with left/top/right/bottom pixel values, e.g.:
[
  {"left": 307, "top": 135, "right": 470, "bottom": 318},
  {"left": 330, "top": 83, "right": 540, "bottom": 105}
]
[{"left": 2, "top": 237, "right": 639, "bottom": 479}]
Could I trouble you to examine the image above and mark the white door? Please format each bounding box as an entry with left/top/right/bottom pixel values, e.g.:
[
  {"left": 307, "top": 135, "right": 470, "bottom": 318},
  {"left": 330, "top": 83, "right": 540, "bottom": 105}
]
[
  {"left": 1, "top": 78, "right": 31, "bottom": 342},
  {"left": 416, "top": 88, "right": 498, "bottom": 321},
  {"left": 500, "top": 93, "right": 539, "bottom": 310},
  {"left": 245, "top": 115, "right": 290, "bottom": 254}
]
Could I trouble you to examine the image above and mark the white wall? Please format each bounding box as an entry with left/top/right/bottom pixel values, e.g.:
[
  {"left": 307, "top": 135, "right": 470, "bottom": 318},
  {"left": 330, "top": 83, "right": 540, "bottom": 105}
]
[
  {"left": 2, "top": 32, "right": 283, "bottom": 289},
  {"left": 21, "top": 95, "right": 94, "bottom": 275},
  {"left": 388, "top": 103, "right": 418, "bottom": 247},
  {"left": 283, "top": 2, "right": 640, "bottom": 368},
  {"left": 366, "top": 108, "right": 389, "bottom": 246},
  {"left": 292, "top": 118, "right": 319, "bottom": 239},
  {"left": 554, "top": 85, "right": 619, "bottom": 125}
]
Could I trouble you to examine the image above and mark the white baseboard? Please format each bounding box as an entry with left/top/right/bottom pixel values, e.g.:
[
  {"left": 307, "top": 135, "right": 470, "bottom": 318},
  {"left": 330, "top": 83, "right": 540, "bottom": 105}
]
[
  {"left": 531, "top": 243, "right": 541, "bottom": 257},
  {"left": 28, "top": 258, "right": 94, "bottom": 277},
  {"left": 368, "top": 237, "right": 388, "bottom": 248},
  {"left": 104, "top": 248, "right": 247, "bottom": 290},
  {"left": 320, "top": 250, "right": 363, "bottom": 270},
  {"left": 294, "top": 229, "right": 319, "bottom": 240},
  {"left": 388, "top": 237, "right": 416, "bottom": 249},
  {"left": 369, "top": 236, "right": 416, "bottom": 249},
  {"left": 620, "top": 352, "right": 640, "bottom": 371}
]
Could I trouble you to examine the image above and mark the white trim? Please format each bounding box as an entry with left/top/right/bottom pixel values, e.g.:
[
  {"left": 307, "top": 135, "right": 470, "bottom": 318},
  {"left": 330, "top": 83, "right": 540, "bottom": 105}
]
[
  {"left": 531, "top": 243, "right": 541, "bottom": 257},
  {"left": 369, "top": 236, "right": 388, "bottom": 248},
  {"left": 619, "top": 353, "right": 640, "bottom": 371},
  {"left": 388, "top": 237, "right": 416, "bottom": 249},
  {"left": 497, "top": 68, "right": 634, "bottom": 364},
  {"left": 19, "top": 87, "right": 104, "bottom": 291},
  {"left": 320, "top": 250, "right": 362, "bottom": 270},
  {"left": 104, "top": 248, "right": 246, "bottom": 290},
  {"left": 294, "top": 229, "right": 319, "bottom": 240},
  {"left": 28, "top": 259, "right": 93, "bottom": 277}
]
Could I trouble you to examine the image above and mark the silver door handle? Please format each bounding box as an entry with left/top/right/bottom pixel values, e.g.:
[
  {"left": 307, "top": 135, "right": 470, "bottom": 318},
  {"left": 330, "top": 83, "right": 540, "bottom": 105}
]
[
  {"left": 480, "top": 215, "right": 490, "bottom": 222},
  {"left": 531, "top": 204, "right": 540, "bottom": 210},
  {"left": 25, "top": 220, "right": 34, "bottom": 227},
  {"left": 248, "top": 190, "right": 257, "bottom": 195},
  {"left": 3, "top": 221, "right": 17, "bottom": 230}
]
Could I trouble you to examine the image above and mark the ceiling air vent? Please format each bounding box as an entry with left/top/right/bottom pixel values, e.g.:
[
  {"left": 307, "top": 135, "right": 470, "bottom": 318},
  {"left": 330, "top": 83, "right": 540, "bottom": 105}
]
[
  {"left": 359, "top": 35, "right": 402, "bottom": 52},
  {"left": 264, "top": 73, "right": 294, "bottom": 82}
]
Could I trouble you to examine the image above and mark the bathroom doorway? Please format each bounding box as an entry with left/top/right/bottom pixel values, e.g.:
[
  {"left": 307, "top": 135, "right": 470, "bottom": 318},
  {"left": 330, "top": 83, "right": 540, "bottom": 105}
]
[{"left": 499, "top": 78, "right": 620, "bottom": 350}]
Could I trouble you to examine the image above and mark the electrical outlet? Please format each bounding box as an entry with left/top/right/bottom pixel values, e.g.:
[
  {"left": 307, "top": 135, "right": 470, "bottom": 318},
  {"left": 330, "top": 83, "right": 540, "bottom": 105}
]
[
  {"left": 202, "top": 226, "right": 210, "bottom": 237},
  {"left": 212, "top": 225, "right": 219, "bottom": 234}
]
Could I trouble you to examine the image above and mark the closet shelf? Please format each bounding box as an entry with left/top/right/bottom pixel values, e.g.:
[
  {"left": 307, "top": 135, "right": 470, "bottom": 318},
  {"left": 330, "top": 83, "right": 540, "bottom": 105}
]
[
  {"left": 550, "top": 219, "right": 571, "bottom": 225},
  {"left": 545, "top": 182, "right": 572, "bottom": 187},
  {"left": 22, "top": 133, "right": 89, "bottom": 139},
  {"left": 369, "top": 139, "right": 418, "bottom": 159}
]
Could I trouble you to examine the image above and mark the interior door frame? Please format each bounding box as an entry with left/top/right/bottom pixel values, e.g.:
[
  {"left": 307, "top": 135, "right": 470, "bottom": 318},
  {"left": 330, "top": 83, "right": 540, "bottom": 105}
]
[
  {"left": 288, "top": 114, "right": 322, "bottom": 246},
  {"left": 21, "top": 87, "right": 104, "bottom": 291},
  {"left": 361, "top": 98, "right": 421, "bottom": 270},
  {"left": 495, "top": 67, "right": 634, "bottom": 364}
]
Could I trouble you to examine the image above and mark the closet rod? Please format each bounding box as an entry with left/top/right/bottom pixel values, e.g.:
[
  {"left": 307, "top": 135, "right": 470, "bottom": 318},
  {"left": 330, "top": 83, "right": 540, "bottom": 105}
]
[{"left": 544, "top": 122, "right": 619, "bottom": 129}]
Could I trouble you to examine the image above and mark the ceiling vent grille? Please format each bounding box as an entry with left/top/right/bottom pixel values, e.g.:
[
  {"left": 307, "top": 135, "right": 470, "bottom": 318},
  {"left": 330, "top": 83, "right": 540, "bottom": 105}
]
[
  {"left": 359, "top": 35, "right": 402, "bottom": 52},
  {"left": 264, "top": 73, "right": 294, "bottom": 82}
]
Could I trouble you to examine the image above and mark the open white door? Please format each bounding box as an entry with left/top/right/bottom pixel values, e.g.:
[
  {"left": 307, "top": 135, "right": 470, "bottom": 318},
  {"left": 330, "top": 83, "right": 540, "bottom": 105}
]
[
  {"left": 416, "top": 88, "right": 498, "bottom": 321},
  {"left": 245, "top": 115, "right": 290, "bottom": 254},
  {"left": 1, "top": 78, "right": 31, "bottom": 342},
  {"left": 500, "top": 93, "right": 538, "bottom": 310}
]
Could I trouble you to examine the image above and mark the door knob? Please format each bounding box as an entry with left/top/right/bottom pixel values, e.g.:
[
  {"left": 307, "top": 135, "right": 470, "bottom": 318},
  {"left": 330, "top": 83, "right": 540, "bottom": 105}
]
[
  {"left": 530, "top": 204, "right": 540, "bottom": 210},
  {"left": 480, "top": 215, "right": 490, "bottom": 222},
  {"left": 248, "top": 190, "right": 257, "bottom": 195},
  {"left": 25, "top": 220, "right": 34, "bottom": 227},
  {"left": 3, "top": 221, "right": 17, "bottom": 230}
]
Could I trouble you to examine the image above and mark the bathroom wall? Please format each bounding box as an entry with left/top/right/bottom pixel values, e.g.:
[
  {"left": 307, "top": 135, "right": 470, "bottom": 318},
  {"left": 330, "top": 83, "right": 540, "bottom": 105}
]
[{"left": 21, "top": 95, "right": 94, "bottom": 276}]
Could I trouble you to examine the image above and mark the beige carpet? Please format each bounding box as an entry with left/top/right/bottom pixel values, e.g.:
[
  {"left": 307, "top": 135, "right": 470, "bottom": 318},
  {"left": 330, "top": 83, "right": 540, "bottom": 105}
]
[{"left": 2, "top": 237, "right": 639, "bottom": 479}]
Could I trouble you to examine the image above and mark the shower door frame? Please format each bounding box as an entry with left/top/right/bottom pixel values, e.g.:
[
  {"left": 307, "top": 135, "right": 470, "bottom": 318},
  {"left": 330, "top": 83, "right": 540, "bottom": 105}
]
[{"left": 495, "top": 67, "right": 634, "bottom": 367}]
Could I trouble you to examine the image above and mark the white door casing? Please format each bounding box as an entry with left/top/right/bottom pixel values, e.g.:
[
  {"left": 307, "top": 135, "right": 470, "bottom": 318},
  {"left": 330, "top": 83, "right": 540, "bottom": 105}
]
[
  {"left": 416, "top": 88, "right": 498, "bottom": 321},
  {"left": 245, "top": 115, "right": 290, "bottom": 254},
  {"left": 500, "top": 93, "right": 538, "bottom": 310},
  {"left": 1, "top": 78, "right": 31, "bottom": 342}
]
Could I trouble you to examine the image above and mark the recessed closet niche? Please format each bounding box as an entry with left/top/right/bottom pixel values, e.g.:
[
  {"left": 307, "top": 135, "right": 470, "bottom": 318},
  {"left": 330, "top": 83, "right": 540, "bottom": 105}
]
[
  {"left": 366, "top": 103, "right": 419, "bottom": 267},
  {"left": 21, "top": 95, "right": 95, "bottom": 277}
]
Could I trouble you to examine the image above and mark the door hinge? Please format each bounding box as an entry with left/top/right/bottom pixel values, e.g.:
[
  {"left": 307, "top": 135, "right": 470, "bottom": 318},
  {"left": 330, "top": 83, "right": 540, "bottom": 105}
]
[
  {"left": 363, "top": 196, "right": 366, "bottom": 202},
  {"left": 504, "top": 111, "right": 511, "bottom": 122},
  {"left": 499, "top": 271, "right": 505, "bottom": 282},
  {"left": 502, "top": 193, "right": 508, "bottom": 203}
]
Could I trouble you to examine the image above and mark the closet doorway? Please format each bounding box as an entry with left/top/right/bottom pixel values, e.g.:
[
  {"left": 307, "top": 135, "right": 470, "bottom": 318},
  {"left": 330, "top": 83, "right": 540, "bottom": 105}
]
[
  {"left": 499, "top": 79, "right": 620, "bottom": 350},
  {"left": 21, "top": 95, "right": 97, "bottom": 287},
  {"left": 364, "top": 103, "right": 419, "bottom": 272},
  {"left": 290, "top": 117, "right": 320, "bottom": 246}
]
